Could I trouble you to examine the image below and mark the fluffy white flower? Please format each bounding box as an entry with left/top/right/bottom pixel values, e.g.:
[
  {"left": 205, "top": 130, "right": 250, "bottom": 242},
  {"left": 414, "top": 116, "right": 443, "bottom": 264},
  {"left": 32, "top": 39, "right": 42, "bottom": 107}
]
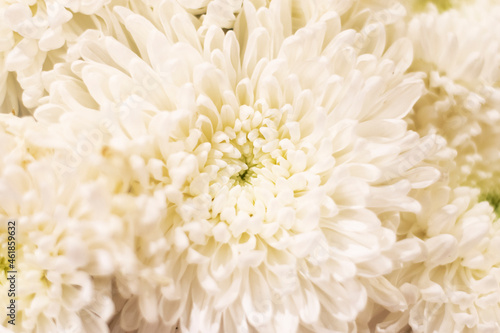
[
  {"left": 376, "top": 186, "right": 500, "bottom": 333},
  {"left": 2, "top": 0, "right": 499, "bottom": 331},
  {"left": 0, "top": 114, "right": 117, "bottom": 332},
  {"left": 405, "top": 2, "right": 500, "bottom": 195},
  {"left": 0, "top": 0, "right": 159, "bottom": 115},
  {"left": 26, "top": 0, "right": 451, "bottom": 331}
]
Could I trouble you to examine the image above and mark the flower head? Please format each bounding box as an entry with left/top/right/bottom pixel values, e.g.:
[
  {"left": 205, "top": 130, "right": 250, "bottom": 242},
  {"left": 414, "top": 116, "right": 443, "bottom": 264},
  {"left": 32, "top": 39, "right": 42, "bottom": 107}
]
[
  {"left": 26, "top": 0, "right": 451, "bottom": 331},
  {"left": 377, "top": 186, "right": 500, "bottom": 332},
  {"left": 0, "top": 0, "right": 158, "bottom": 114},
  {"left": 405, "top": 2, "right": 500, "bottom": 195},
  {"left": 0, "top": 114, "right": 116, "bottom": 332}
]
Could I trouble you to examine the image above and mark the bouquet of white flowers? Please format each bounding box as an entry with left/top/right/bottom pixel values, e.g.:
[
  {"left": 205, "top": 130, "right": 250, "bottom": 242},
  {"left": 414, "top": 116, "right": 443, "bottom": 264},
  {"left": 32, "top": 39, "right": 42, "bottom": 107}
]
[{"left": 1, "top": 0, "right": 499, "bottom": 332}]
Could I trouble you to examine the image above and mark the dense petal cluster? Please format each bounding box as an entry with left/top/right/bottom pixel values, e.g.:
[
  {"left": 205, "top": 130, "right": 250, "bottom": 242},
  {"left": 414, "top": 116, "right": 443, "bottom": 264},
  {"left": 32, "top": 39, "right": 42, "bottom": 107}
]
[
  {"left": 0, "top": 115, "right": 118, "bottom": 332},
  {"left": 406, "top": 2, "right": 500, "bottom": 190},
  {"left": 33, "top": 0, "right": 442, "bottom": 331},
  {"left": 0, "top": 0, "right": 157, "bottom": 115},
  {"left": 0, "top": 0, "right": 499, "bottom": 332},
  {"left": 377, "top": 186, "right": 500, "bottom": 332}
]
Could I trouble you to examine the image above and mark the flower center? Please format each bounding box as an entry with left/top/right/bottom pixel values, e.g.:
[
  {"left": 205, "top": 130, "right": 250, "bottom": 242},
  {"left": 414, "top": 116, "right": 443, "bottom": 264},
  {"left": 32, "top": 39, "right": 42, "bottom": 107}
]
[
  {"left": 210, "top": 104, "right": 285, "bottom": 189},
  {"left": 481, "top": 190, "right": 500, "bottom": 218},
  {"left": 232, "top": 160, "right": 257, "bottom": 185},
  {"left": 412, "top": 0, "right": 463, "bottom": 12},
  {"left": 0, "top": 257, "right": 9, "bottom": 280}
]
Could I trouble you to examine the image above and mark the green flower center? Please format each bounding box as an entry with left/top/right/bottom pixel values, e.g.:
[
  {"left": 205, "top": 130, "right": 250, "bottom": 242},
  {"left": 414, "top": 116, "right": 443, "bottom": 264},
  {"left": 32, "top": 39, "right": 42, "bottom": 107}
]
[
  {"left": 413, "top": 0, "right": 468, "bottom": 12},
  {"left": 480, "top": 190, "right": 500, "bottom": 218},
  {"left": 232, "top": 160, "right": 258, "bottom": 185},
  {"left": 0, "top": 257, "right": 8, "bottom": 280}
]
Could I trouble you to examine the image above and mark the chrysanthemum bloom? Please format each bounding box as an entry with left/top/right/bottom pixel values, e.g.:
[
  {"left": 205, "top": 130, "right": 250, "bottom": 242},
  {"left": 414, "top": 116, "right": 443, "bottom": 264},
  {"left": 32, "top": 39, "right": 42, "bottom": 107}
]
[
  {"left": 30, "top": 0, "right": 450, "bottom": 331},
  {"left": 362, "top": 3, "right": 500, "bottom": 330},
  {"left": 375, "top": 185, "right": 500, "bottom": 333},
  {"left": 404, "top": 2, "right": 500, "bottom": 207},
  {"left": 0, "top": 115, "right": 118, "bottom": 332},
  {"left": 0, "top": 0, "right": 160, "bottom": 115}
]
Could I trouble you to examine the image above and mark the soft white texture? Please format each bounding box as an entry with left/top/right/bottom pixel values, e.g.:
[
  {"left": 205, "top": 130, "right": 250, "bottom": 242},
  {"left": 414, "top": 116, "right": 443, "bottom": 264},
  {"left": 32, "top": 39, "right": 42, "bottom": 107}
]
[
  {"left": 26, "top": 0, "right": 451, "bottom": 331},
  {"left": 0, "top": 0, "right": 499, "bottom": 332},
  {"left": 0, "top": 0, "right": 158, "bottom": 115},
  {"left": 0, "top": 115, "right": 116, "bottom": 333},
  {"left": 376, "top": 186, "right": 500, "bottom": 333},
  {"left": 406, "top": 2, "right": 500, "bottom": 191}
]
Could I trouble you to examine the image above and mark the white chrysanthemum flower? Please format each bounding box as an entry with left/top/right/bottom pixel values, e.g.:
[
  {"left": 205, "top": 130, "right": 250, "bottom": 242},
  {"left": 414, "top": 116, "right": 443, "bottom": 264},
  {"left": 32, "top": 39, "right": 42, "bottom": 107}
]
[
  {"left": 376, "top": 186, "right": 500, "bottom": 333},
  {"left": 1, "top": 0, "right": 104, "bottom": 113},
  {"left": 405, "top": 2, "right": 500, "bottom": 199},
  {"left": 0, "top": 0, "right": 159, "bottom": 115},
  {"left": 0, "top": 114, "right": 117, "bottom": 332},
  {"left": 29, "top": 0, "right": 450, "bottom": 331}
]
